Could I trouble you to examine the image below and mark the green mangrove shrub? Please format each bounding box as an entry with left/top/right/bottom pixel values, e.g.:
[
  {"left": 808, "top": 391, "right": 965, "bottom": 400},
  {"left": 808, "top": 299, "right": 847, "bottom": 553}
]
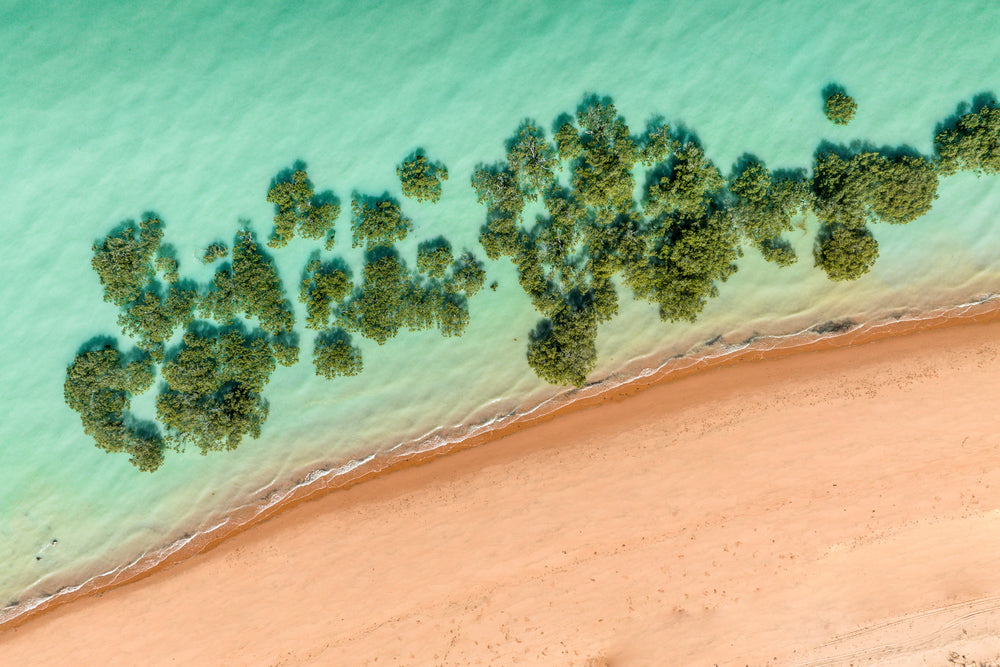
[
  {"left": 416, "top": 238, "right": 454, "bottom": 280},
  {"left": 64, "top": 343, "right": 164, "bottom": 472},
  {"left": 935, "top": 102, "right": 1000, "bottom": 176},
  {"left": 299, "top": 258, "right": 353, "bottom": 330},
  {"left": 350, "top": 195, "right": 413, "bottom": 249},
  {"left": 202, "top": 242, "right": 228, "bottom": 263},
  {"left": 814, "top": 226, "right": 879, "bottom": 281},
  {"left": 313, "top": 329, "right": 363, "bottom": 378},
  {"left": 266, "top": 167, "right": 340, "bottom": 249},
  {"left": 155, "top": 253, "right": 180, "bottom": 283},
  {"left": 156, "top": 327, "right": 275, "bottom": 453},
  {"left": 397, "top": 151, "right": 449, "bottom": 203},
  {"left": 92, "top": 216, "right": 164, "bottom": 307},
  {"left": 473, "top": 97, "right": 739, "bottom": 386},
  {"left": 200, "top": 230, "right": 296, "bottom": 342},
  {"left": 824, "top": 91, "right": 857, "bottom": 125},
  {"left": 728, "top": 158, "right": 810, "bottom": 266}
]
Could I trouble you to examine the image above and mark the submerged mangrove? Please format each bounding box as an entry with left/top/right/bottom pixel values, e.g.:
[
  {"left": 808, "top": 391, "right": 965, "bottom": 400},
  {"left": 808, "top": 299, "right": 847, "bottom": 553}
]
[
  {"left": 824, "top": 88, "right": 857, "bottom": 126},
  {"left": 68, "top": 164, "right": 485, "bottom": 470},
  {"left": 397, "top": 150, "right": 449, "bottom": 203},
  {"left": 66, "top": 87, "right": 1000, "bottom": 470},
  {"left": 266, "top": 165, "right": 340, "bottom": 250}
]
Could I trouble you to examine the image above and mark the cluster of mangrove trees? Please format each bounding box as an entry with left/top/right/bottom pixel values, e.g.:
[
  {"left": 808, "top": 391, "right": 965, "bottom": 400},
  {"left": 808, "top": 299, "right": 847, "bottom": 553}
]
[
  {"left": 65, "top": 87, "right": 1000, "bottom": 470},
  {"left": 66, "top": 157, "right": 485, "bottom": 471},
  {"left": 471, "top": 90, "right": 996, "bottom": 386}
]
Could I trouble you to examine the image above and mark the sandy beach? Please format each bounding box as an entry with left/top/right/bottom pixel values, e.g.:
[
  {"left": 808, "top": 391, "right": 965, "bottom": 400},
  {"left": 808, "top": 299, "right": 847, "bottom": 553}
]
[{"left": 4, "top": 314, "right": 1000, "bottom": 665}]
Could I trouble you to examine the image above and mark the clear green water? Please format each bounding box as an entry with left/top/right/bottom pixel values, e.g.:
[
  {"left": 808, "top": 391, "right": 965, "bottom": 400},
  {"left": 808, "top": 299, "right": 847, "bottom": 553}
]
[{"left": 2, "top": 0, "right": 1000, "bottom": 620}]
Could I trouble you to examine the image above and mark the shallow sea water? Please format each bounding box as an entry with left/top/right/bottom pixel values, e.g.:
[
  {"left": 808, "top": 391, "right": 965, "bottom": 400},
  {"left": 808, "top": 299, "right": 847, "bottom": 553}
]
[{"left": 2, "top": 0, "right": 1000, "bottom": 619}]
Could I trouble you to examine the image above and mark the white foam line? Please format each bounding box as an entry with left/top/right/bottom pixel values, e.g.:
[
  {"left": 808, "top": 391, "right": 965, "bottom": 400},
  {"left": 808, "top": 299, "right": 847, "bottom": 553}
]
[
  {"left": 5, "top": 294, "right": 999, "bottom": 629},
  {"left": 378, "top": 293, "right": 1000, "bottom": 471},
  {"left": 0, "top": 455, "right": 380, "bottom": 628}
]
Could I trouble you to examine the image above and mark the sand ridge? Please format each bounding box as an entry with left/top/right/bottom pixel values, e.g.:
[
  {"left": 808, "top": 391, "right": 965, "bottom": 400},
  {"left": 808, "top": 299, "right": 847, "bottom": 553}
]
[{"left": 3, "top": 317, "right": 1000, "bottom": 665}]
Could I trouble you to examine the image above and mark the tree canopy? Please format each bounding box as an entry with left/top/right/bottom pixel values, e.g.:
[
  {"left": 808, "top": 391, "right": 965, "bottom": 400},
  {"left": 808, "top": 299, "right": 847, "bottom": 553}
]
[
  {"left": 448, "top": 251, "right": 487, "bottom": 297},
  {"left": 506, "top": 122, "right": 558, "bottom": 197},
  {"left": 266, "top": 168, "right": 340, "bottom": 249},
  {"left": 638, "top": 122, "right": 678, "bottom": 166},
  {"left": 416, "top": 238, "right": 454, "bottom": 280},
  {"left": 814, "top": 226, "right": 879, "bottom": 281},
  {"left": 338, "top": 251, "right": 410, "bottom": 344},
  {"left": 351, "top": 195, "right": 413, "bottom": 249},
  {"left": 471, "top": 97, "right": 742, "bottom": 385},
  {"left": 156, "top": 327, "right": 275, "bottom": 454},
  {"left": 526, "top": 302, "right": 598, "bottom": 387},
  {"left": 627, "top": 212, "right": 742, "bottom": 322},
  {"left": 299, "top": 258, "right": 353, "bottom": 330},
  {"left": 554, "top": 121, "right": 583, "bottom": 161},
  {"left": 397, "top": 151, "right": 449, "bottom": 203},
  {"left": 812, "top": 151, "right": 938, "bottom": 228},
  {"left": 202, "top": 242, "right": 228, "bottom": 263},
  {"left": 93, "top": 217, "right": 200, "bottom": 361},
  {"left": 201, "top": 231, "right": 296, "bottom": 337},
  {"left": 646, "top": 143, "right": 724, "bottom": 219},
  {"left": 64, "top": 343, "right": 164, "bottom": 472},
  {"left": 70, "top": 157, "right": 488, "bottom": 468},
  {"left": 471, "top": 165, "right": 526, "bottom": 220},
  {"left": 935, "top": 102, "right": 1000, "bottom": 176},
  {"left": 729, "top": 159, "right": 810, "bottom": 266},
  {"left": 572, "top": 98, "right": 640, "bottom": 213},
  {"left": 155, "top": 253, "right": 179, "bottom": 283},
  {"left": 336, "top": 248, "right": 479, "bottom": 344},
  {"left": 313, "top": 330, "right": 363, "bottom": 378},
  {"left": 824, "top": 91, "right": 857, "bottom": 125},
  {"left": 117, "top": 285, "right": 197, "bottom": 361},
  {"left": 92, "top": 216, "right": 164, "bottom": 307}
]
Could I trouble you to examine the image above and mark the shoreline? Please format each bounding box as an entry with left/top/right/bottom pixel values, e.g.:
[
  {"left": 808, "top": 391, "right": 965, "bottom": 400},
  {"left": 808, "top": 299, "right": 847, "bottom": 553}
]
[
  {"left": 4, "top": 293, "right": 1000, "bottom": 636},
  {"left": 3, "top": 293, "right": 1000, "bottom": 663}
]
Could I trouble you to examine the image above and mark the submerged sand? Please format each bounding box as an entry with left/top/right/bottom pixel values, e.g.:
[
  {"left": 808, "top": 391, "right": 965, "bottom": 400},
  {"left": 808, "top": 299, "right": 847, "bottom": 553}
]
[{"left": 4, "top": 317, "right": 1000, "bottom": 665}]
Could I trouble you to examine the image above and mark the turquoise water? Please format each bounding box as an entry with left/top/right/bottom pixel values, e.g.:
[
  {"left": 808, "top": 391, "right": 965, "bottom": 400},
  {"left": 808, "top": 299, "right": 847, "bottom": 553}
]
[{"left": 2, "top": 0, "right": 1000, "bottom": 620}]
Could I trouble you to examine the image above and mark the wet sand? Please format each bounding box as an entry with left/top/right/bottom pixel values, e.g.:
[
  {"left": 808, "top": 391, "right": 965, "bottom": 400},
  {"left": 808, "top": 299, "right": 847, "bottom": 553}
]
[{"left": 3, "top": 313, "right": 1000, "bottom": 665}]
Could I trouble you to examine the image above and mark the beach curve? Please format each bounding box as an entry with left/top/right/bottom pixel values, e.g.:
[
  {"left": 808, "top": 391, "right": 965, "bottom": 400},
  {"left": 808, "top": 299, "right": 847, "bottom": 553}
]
[{"left": 0, "top": 300, "right": 1000, "bottom": 664}]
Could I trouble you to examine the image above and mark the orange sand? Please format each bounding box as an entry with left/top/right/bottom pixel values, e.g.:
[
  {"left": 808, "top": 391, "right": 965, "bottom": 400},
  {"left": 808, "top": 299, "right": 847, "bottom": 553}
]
[{"left": 4, "top": 319, "right": 1000, "bottom": 665}]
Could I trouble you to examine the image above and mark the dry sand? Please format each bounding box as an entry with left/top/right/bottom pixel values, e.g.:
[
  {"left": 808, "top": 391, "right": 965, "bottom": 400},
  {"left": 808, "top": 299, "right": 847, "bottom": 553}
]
[{"left": 4, "top": 317, "right": 1000, "bottom": 666}]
